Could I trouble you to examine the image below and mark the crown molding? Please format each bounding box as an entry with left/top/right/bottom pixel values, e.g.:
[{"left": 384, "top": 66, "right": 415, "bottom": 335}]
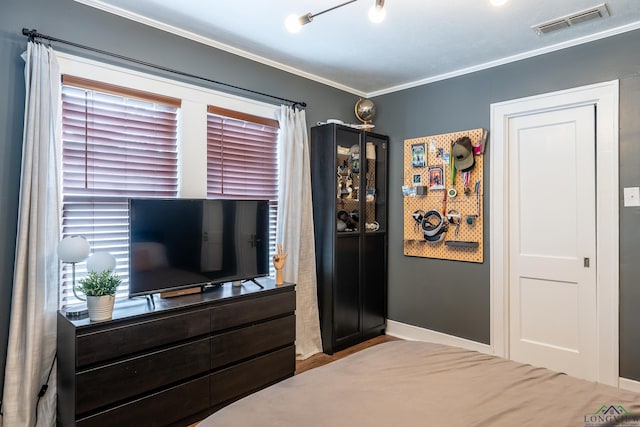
[
  {"left": 74, "top": 0, "right": 640, "bottom": 99},
  {"left": 73, "top": 0, "right": 366, "bottom": 97},
  {"left": 367, "top": 20, "right": 640, "bottom": 97}
]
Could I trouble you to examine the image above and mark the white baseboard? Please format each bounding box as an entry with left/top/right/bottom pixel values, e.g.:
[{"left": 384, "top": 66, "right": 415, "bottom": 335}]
[
  {"left": 386, "top": 320, "right": 493, "bottom": 355},
  {"left": 619, "top": 377, "right": 640, "bottom": 393}
]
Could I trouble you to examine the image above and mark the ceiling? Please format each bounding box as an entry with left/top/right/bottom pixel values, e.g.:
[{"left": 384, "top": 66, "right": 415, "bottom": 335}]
[{"left": 75, "top": 0, "right": 640, "bottom": 97}]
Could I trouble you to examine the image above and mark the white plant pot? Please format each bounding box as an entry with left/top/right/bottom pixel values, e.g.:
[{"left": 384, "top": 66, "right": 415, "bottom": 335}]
[{"left": 86, "top": 295, "right": 115, "bottom": 322}]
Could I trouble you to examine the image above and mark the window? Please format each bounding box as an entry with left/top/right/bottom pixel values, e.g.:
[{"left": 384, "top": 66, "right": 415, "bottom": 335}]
[
  {"left": 206, "top": 106, "right": 279, "bottom": 273},
  {"left": 60, "top": 76, "right": 180, "bottom": 308}
]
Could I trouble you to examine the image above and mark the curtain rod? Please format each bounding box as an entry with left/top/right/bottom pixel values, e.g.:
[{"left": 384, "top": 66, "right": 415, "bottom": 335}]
[{"left": 21, "top": 28, "right": 307, "bottom": 108}]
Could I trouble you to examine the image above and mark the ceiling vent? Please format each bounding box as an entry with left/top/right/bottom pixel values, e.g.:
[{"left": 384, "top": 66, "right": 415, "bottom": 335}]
[{"left": 532, "top": 3, "right": 610, "bottom": 36}]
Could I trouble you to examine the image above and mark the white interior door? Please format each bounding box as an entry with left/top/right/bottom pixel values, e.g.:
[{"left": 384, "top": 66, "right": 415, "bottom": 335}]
[{"left": 508, "top": 105, "right": 597, "bottom": 381}]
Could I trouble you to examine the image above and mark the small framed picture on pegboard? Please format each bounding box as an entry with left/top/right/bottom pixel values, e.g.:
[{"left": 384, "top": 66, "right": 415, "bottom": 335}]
[
  {"left": 411, "top": 143, "right": 426, "bottom": 168},
  {"left": 428, "top": 166, "right": 444, "bottom": 190}
]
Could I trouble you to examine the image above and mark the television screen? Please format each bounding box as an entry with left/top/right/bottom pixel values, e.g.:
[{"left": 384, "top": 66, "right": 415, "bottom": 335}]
[{"left": 128, "top": 198, "right": 270, "bottom": 297}]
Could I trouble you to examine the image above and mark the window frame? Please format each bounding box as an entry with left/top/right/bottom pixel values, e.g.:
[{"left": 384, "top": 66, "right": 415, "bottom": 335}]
[
  {"left": 56, "top": 51, "right": 280, "bottom": 308},
  {"left": 60, "top": 79, "right": 181, "bottom": 306},
  {"left": 206, "top": 105, "right": 280, "bottom": 275}
]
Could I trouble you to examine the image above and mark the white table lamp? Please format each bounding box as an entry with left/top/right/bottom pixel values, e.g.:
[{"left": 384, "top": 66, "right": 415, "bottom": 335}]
[{"left": 58, "top": 236, "right": 91, "bottom": 318}]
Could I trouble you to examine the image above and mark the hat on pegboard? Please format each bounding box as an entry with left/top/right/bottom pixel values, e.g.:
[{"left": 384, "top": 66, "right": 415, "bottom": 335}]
[{"left": 452, "top": 136, "right": 474, "bottom": 172}]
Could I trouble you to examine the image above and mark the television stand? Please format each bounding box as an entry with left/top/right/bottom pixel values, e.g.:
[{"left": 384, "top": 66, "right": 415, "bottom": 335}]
[
  {"left": 243, "top": 278, "right": 264, "bottom": 289},
  {"left": 146, "top": 293, "right": 155, "bottom": 309},
  {"left": 57, "top": 281, "right": 295, "bottom": 427}
]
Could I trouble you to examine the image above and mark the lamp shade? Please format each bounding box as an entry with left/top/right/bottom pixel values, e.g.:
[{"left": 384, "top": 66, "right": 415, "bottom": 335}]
[
  {"left": 87, "top": 251, "right": 116, "bottom": 273},
  {"left": 58, "top": 236, "right": 91, "bottom": 263}
]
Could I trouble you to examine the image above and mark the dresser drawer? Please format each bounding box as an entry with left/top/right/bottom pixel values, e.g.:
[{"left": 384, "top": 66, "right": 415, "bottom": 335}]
[
  {"left": 210, "top": 315, "right": 295, "bottom": 369},
  {"left": 76, "top": 338, "right": 210, "bottom": 415},
  {"left": 77, "top": 309, "right": 210, "bottom": 367},
  {"left": 76, "top": 376, "right": 209, "bottom": 427},
  {"left": 210, "top": 345, "right": 295, "bottom": 408},
  {"left": 210, "top": 290, "right": 295, "bottom": 332}
]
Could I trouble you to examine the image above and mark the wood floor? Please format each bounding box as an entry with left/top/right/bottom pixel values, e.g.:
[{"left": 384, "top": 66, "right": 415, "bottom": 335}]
[
  {"left": 188, "top": 334, "right": 399, "bottom": 426},
  {"left": 296, "top": 334, "right": 399, "bottom": 374}
]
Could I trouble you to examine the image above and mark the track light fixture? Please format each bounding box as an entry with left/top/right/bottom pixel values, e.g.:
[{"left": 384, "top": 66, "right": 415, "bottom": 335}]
[{"left": 286, "top": 0, "right": 386, "bottom": 33}]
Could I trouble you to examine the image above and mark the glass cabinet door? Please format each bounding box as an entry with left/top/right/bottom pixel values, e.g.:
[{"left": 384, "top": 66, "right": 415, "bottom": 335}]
[
  {"left": 363, "top": 133, "right": 387, "bottom": 233},
  {"left": 335, "top": 127, "right": 361, "bottom": 233}
]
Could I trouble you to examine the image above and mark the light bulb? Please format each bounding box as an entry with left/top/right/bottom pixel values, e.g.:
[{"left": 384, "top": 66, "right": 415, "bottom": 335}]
[
  {"left": 285, "top": 14, "right": 303, "bottom": 33},
  {"left": 490, "top": 0, "right": 508, "bottom": 6},
  {"left": 368, "top": 4, "right": 386, "bottom": 23},
  {"left": 87, "top": 251, "right": 116, "bottom": 273},
  {"left": 58, "top": 236, "right": 90, "bottom": 263}
]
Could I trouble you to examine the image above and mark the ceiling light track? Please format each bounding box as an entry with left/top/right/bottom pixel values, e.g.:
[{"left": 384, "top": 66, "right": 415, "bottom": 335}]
[
  {"left": 314, "top": 0, "right": 358, "bottom": 20},
  {"left": 286, "top": 0, "right": 386, "bottom": 33}
]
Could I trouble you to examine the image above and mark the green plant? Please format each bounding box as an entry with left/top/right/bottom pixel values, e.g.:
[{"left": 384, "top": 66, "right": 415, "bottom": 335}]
[{"left": 77, "top": 270, "right": 121, "bottom": 297}]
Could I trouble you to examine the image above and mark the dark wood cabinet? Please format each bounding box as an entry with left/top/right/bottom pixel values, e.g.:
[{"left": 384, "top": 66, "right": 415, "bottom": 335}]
[
  {"left": 311, "top": 123, "right": 388, "bottom": 354},
  {"left": 57, "top": 281, "right": 295, "bottom": 427}
]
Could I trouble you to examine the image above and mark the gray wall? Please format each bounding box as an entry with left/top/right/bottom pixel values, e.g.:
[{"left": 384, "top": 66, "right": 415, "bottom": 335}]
[
  {"left": 375, "top": 29, "right": 640, "bottom": 380},
  {"left": 0, "top": 14, "right": 26, "bottom": 406},
  {"left": 0, "top": 0, "right": 360, "bottom": 402}
]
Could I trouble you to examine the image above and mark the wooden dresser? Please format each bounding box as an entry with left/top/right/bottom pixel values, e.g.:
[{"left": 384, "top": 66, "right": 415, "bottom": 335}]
[{"left": 57, "top": 281, "right": 295, "bottom": 427}]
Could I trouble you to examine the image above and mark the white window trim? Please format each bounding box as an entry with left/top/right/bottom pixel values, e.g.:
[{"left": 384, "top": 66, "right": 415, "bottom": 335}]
[{"left": 56, "top": 51, "right": 279, "bottom": 198}]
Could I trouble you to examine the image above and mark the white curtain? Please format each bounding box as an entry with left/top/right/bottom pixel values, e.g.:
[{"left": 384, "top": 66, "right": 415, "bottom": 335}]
[
  {"left": 276, "top": 105, "right": 322, "bottom": 359},
  {"left": 1, "top": 41, "right": 62, "bottom": 427}
]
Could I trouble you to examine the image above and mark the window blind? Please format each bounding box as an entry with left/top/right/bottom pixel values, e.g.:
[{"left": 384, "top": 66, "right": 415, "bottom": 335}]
[
  {"left": 60, "top": 78, "right": 179, "bottom": 308},
  {"left": 206, "top": 106, "right": 279, "bottom": 274}
]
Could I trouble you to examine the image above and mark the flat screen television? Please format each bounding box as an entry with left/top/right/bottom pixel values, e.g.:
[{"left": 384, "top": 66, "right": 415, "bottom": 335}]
[{"left": 128, "top": 198, "right": 270, "bottom": 297}]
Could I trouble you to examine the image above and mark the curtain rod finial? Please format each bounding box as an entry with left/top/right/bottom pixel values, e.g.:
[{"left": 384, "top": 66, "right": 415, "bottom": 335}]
[{"left": 22, "top": 28, "right": 37, "bottom": 41}]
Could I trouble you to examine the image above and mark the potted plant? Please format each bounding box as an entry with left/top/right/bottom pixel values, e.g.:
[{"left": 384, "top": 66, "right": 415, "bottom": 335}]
[{"left": 77, "top": 269, "right": 121, "bottom": 321}]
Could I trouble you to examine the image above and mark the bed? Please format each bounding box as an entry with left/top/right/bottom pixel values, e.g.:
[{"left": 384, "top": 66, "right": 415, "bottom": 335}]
[{"left": 199, "top": 341, "right": 640, "bottom": 426}]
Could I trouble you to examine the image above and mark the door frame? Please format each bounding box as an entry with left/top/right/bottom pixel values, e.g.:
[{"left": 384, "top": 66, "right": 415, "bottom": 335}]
[{"left": 489, "top": 80, "right": 619, "bottom": 386}]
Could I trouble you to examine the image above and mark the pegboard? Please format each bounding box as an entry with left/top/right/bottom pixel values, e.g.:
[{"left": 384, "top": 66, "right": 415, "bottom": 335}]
[{"left": 403, "top": 128, "right": 486, "bottom": 263}]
